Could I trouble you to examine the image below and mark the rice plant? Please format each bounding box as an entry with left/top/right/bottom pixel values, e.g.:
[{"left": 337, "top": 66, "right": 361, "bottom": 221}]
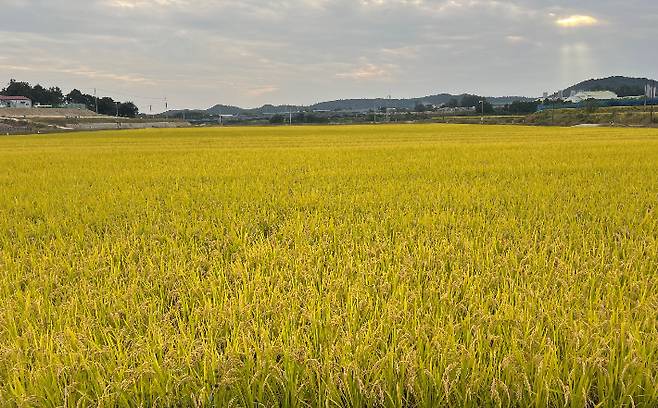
[{"left": 0, "top": 124, "right": 657, "bottom": 407}]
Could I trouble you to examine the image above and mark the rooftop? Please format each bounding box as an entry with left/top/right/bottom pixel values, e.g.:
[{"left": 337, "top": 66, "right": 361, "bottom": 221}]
[{"left": 0, "top": 95, "right": 31, "bottom": 101}]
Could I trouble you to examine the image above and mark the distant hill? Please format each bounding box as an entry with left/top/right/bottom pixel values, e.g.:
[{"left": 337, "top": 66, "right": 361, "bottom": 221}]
[
  {"left": 163, "top": 93, "right": 534, "bottom": 117},
  {"left": 171, "top": 103, "right": 300, "bottom": 117},
  {"left": 561, "top": 76, "right": 657, "bottom": 97},
  {"left": 163, "top": 76, "right": 658, "bottom": 118},
  {"left": 164, "top": 76, "right": 658, "bottom": 118},
  {"left": 310, "top": 94, "right": 458, "bottom": 112},
  {"left": 205, "top": 104, "right": 245, "bottom": 115}
]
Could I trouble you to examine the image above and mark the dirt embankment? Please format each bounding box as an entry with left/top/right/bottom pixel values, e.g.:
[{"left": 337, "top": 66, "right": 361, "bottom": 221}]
[
  {"left": 0, "top": 107, "right": 100, "bottom": 118},
  {"left": 1, "top": 107, "right": 190, "bottom": 134}
]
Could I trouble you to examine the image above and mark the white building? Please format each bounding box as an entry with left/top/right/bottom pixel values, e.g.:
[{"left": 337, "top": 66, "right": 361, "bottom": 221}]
[
  {"left": 0, "top": 95, "right": 32, "bottom": 108},
  {"left": 565, "top": 90, "right": 618, "bottom": 104},
  {"left": 437, "top": 106, "right": 476, "bottom": 114}
]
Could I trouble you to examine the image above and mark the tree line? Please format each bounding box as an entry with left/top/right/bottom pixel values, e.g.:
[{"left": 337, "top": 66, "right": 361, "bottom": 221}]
[
  {"left": 430, "top": 95, "right": 496, "bottom": 114},
  {"left": 1, "top": 79, "right": 139, "bottom": 117},
  {"left": 591, "top": 85, "right": 644, "bottom": 98}
]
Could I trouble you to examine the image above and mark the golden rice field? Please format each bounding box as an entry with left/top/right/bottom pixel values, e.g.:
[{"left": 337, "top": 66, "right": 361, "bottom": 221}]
[{"left": 1, "top": 124, "right": 657, "bottom": 407}]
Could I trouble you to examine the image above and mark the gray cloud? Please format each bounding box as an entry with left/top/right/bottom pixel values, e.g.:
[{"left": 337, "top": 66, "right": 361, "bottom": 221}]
[{"left": 0, "top": 0, "right": 656, "bottom": 111}]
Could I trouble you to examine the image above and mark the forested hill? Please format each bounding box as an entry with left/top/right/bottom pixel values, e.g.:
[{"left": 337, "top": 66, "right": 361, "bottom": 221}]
[
  {"left": 562, "top": 76, "right": 657, "bottom": 97},
  {"left": 166, "top": 93, "right": 535, "bottom": 117},
  {"left": 309, "top": 94, "right": 532, "bottom": 111},
  {"left": 164, "top": 75, "right": 658, "bottom": 118}
]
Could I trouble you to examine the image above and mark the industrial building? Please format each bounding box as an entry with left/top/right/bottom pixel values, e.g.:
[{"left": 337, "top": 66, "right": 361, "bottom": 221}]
[{"left": 565, "top": 90, "right": 618, "bottom": 104}]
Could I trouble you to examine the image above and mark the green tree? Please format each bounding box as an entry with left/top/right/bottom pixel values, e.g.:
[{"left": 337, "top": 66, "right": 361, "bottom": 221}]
[
  {"left": 1, "top": 79, "right": 32, "bottom": 98},
  {"left": 506, "top": 100, "right": 540, "bottom": 115},
  {"left": 414, "top": 103, "right": 427, "bottom": 112},
  {"left": 66, "top": 89, "right": 96, "bottom": 110},
  {"left": 97, "top": 97, "right": 117, "bottom": 116},
  {"left": 118, "top": 102, "right": 139, "bottom": 118},
  {"left": 1, "top": 80, "right": 63, "bottom": 105},
  {"left": 31, "top": 84, "right": 63, "bottom": 105},
  {"left": 467, "top": 98, "right": 494, "bottom": 115},
  {"left": 459, "top": 94, "right": 480, "bottom": 107},
  {"left": 615, "top": 85, "right": 644, "bottom": 97}
]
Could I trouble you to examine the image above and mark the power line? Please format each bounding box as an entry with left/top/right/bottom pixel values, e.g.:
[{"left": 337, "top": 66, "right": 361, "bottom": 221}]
[
  {"left": 88, "top": 87, "right": 165, "bottom": 102},
  {"left": 84, "top": 87, "right": 169, "bottom": 112}
]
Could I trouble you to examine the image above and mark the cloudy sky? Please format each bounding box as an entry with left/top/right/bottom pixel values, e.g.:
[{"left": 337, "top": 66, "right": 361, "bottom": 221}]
[{"left": 1, "top": 0, "right": 656, "bottom": 111}]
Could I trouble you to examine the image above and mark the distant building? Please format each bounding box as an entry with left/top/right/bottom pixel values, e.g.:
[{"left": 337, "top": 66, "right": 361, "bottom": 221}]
[
  {"left": 565, "top": 90, "right": 618, "bottom": 103},
  {"left": 0, "top": 95, "right": 32, "bottom": 108},
  {"left": 436, "top": 106, "right": 477, "bottom": 114}
]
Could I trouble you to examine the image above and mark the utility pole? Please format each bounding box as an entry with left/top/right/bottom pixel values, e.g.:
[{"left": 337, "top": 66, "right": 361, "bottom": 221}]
[
  {"left": 94, "top": 88, "right": 98, "bottom": 114},
  {"left": 386, "top": 95, "right": 391, "bottom": 123},
  {"left": 289, "top": 106, "right": 292, "bottom": 125},
  {"left": 479, "top": 100, "right": 485, "bottom": 123},
  {"left": 650, "top": 84, "right": 655, "bottom": 125},
  {"left": 645, "top": 84, "right": 649, "bottom": 125},
  {"left": 115, "top": 101, "right": 119, "bottom": 118}
]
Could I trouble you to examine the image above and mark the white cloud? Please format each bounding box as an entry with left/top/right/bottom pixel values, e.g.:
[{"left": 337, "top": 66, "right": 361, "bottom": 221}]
[
  {"left": 380, "top": 46, "right": 420, "bottom": 59},
  {"left": 107, "top": 0, "right": 187, "bottom": 8},
  {"left": 246, "top": 85, "right": 279, "bottom": 97},
  {"left": 505, "top": 35, "right": 526, "bottom": 44},
  {"left": 336, "top": 63, "right": 394, "bottom": 81},
  {"left": 556, "top": 15, "right": 599, "bottom": 28},
  {"left": 0, "top": 63, "right": 154, "bottom": 84}
]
